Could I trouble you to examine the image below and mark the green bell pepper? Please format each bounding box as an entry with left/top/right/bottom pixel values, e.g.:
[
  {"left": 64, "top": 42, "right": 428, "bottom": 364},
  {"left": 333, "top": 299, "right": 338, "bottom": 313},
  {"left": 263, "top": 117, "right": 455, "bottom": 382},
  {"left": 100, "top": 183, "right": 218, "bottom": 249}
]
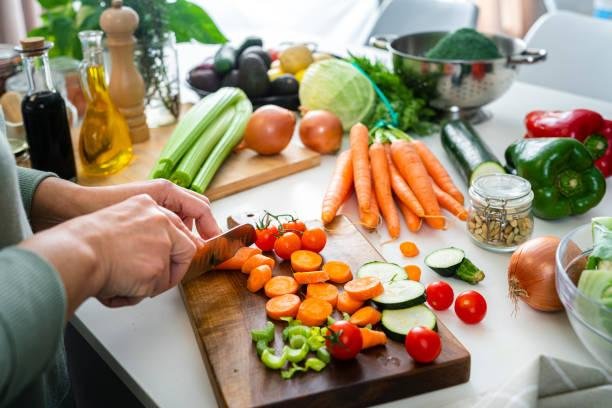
[{"left": 505, "top": 138, "right": 606, "bottom": 219}]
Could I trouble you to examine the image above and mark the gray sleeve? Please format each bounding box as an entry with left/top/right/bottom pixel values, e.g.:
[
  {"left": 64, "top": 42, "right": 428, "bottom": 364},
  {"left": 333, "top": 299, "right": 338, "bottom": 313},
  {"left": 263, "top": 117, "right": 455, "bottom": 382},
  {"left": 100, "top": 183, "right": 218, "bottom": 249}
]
[
  {"left": 16, "top": 167, "right": 56, "bottom": 216},
  {"left": 0, "top": 247, "right": 66, "bottom": 405}
]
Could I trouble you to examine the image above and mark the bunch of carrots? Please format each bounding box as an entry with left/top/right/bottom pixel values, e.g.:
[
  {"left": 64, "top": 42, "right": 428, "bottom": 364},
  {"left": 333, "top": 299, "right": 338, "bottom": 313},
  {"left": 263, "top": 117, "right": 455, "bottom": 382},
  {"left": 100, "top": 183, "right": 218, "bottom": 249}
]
[
  {"left": 215, "top": 245, "right": 387, "bottom": 349},
  {"left": 321, "top": 123, "right": 467, "bottom": 239}
]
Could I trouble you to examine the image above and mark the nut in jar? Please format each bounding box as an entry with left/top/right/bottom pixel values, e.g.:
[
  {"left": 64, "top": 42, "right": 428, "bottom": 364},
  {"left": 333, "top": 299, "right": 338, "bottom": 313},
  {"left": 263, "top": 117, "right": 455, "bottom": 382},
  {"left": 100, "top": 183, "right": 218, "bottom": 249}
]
[{"left": 467, "top": 174, "right": 534, "bottom": 252}]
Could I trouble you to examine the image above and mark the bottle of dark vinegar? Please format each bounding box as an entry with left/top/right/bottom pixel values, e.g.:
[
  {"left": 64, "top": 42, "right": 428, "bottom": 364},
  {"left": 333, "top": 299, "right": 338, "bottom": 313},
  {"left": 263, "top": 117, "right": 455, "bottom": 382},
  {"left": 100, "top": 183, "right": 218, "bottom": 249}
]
[{"left": 16, "top": 37, "right": 77, "bottom": 181}]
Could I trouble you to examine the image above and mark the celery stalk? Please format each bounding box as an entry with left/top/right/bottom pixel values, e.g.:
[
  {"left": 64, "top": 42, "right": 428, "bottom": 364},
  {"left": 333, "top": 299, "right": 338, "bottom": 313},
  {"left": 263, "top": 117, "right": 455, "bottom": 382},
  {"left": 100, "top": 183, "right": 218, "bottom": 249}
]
[
  {"left": 170, "top": 105, "right": 235, "bottom": 187},
  {"left": 191, "top": 97, "right": 252, "bottom": 193},
  {"left": 150, "top": 87, "right": 244, "bottom": 178}
]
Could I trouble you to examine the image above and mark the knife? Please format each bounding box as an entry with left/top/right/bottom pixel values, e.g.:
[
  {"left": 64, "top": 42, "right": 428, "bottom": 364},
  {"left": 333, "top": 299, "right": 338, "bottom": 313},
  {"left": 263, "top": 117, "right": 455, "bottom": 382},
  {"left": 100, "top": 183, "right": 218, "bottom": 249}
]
[{"left": 182, "top": 223, "right": 257, "bottom": 283}]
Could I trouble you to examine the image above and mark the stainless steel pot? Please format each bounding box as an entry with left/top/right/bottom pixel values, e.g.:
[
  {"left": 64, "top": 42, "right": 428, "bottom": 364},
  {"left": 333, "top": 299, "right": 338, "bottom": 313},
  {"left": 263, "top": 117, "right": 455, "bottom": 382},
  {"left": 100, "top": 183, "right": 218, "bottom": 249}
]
[{"left": 370, "top": 32, "right": 546, "bottom": 123}]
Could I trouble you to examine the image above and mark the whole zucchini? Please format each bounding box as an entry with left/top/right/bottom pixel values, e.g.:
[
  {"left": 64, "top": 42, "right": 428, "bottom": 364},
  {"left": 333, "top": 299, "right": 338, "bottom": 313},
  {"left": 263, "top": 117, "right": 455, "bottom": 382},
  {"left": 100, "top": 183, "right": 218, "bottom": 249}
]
[{"left": 441, "top": 120, "right": 505, "bottom": 185}]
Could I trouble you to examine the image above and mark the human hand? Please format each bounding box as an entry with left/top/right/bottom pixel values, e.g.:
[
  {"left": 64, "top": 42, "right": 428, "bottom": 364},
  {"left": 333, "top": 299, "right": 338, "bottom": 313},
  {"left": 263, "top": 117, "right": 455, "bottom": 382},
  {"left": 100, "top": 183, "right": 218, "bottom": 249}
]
[
  {"left": 31, "top": 178, "right": 221, "bottom": 239},
  {"left": 21, "top": 194, "right": 199, "bottom": 314}
]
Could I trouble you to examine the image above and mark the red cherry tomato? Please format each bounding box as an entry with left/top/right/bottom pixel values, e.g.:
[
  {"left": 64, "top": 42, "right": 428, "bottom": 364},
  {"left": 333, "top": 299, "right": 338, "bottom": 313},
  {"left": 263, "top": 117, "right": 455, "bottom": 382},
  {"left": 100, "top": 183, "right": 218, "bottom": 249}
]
[
  {"left": 404, "top": 326, "right": 441, "bottom": 363},
  {"left": 273, "top": 232, "right": 302, "bottom": 260},
  {"left": 301, "top": 227, "right": 327, "bottom": 252},
  {"left": 426, "top": 281, "right": 454, "bottom": 311},
  {"left": 282, "top": 220, "right": 306, "bottom": 234},
  {"left": 454, "top": 290, "right": 487, "bottom": 324},
  {"left": 255, "top": 226, "right": 278, "bottom": 251},
  {"left": 326, "top": 320, "right": 363, "bottom": 360}
]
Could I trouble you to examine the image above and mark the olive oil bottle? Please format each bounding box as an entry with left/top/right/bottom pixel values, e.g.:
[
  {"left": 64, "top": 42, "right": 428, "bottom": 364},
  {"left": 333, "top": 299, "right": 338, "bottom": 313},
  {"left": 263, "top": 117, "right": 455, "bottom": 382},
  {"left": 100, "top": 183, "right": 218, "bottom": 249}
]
[{"left": 78, "top": 30, "right": 132, "bottom": 175}]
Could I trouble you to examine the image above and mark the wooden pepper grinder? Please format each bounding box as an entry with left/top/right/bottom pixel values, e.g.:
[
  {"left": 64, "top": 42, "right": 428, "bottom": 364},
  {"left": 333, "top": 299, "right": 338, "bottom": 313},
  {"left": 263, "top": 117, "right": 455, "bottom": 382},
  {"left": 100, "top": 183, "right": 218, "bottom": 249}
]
[{"left": 100, "top": 0, "right": 149, "bottom": 143}]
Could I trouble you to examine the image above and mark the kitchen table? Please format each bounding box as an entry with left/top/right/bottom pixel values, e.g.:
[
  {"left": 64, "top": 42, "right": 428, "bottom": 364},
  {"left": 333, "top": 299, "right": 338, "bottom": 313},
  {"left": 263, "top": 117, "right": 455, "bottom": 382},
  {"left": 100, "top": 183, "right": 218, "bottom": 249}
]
[{"left": 73, "top": 51, "right": 611, "bottom": 406}]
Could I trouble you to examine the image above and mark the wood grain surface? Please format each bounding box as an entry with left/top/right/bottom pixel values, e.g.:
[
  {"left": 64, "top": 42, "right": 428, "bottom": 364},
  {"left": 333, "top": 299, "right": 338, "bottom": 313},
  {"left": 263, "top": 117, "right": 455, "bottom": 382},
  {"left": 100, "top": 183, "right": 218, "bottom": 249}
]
[
  {"left": 181, "top": 214, "right": 470, "bottom": 408},
  {"left": 72, "top": 105, "right": 320, "bottom": 200}
]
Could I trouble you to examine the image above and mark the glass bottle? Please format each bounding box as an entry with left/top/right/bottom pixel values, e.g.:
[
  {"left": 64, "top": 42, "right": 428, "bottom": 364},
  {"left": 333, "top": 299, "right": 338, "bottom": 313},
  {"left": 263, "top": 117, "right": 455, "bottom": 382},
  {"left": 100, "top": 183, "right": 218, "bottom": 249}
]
[
  {"left": 467, "top": 174, "right": 535, "bottom": 252},
  {"left": 16, "top": 37, "right": 77, "bottom": 180},
  {"left": 78, "top": 30, "right": 132, "bottom": 175}
]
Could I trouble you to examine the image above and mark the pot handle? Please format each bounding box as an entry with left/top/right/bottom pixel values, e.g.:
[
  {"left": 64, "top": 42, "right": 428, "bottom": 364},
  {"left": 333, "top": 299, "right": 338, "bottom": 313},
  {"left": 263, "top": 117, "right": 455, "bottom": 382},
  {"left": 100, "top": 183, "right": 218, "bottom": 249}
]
[
  {"left": 368, "top": 34, "right": 397, "bottom": 50},
  {"left": 508, "top": 48, "right": 547, "bottom": 65}
]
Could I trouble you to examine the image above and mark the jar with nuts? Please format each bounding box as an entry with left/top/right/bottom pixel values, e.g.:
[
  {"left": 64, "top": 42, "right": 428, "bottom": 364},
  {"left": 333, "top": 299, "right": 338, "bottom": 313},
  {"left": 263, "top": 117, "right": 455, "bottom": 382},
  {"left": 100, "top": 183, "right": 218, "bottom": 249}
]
[{"left": 467, "top": 174, "right": 534, "bottom": 252}]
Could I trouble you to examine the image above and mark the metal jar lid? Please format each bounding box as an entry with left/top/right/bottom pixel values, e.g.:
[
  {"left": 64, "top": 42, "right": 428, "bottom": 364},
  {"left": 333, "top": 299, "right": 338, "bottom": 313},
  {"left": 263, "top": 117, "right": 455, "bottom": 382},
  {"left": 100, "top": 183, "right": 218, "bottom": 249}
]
[{"left": 469, "top": 174, "right": 534, "bottom": 209}]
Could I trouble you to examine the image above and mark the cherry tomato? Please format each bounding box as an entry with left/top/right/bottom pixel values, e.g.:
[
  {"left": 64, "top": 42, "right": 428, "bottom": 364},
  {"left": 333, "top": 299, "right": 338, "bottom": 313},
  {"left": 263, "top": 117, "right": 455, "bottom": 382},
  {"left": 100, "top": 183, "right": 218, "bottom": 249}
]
[
  {"left": 325, "top": 320, "right": 363, "bottom": 360},
  {"left": 255, "top": 226, "right": 278, "bottom": 251},
  {"left": 282, "top": 220, "right": 306, "bottom": 234},
  {"left": 426, "top": 281, "right": 454, "bottom": 311},
  {"left": 301, "top": 227, "right": 327, "bottom": 252},
  {"left": 454, "top": 290, "right": 487, "bottom": 324},
  {"left": 404, "top": 326, "right": 441, "bottom": 363},
  {"left": 273, "top": 232, "right": 301, "bottom": 260}
]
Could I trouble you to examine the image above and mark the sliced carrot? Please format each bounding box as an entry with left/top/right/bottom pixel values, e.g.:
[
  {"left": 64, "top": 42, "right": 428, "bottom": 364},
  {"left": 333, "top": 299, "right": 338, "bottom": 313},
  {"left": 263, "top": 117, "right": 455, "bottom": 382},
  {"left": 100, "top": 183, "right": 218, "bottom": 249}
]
[
  {"left": 323, "top": 261, "right": 352, "bottom": 284},
  {"left": 264, "top": 276, "right": 299, "bottom": 298},
  {"left": 215, "top": 247, "right": 262, "bottom": 270},
  {"left": 343, "top": 276, "right": 384, "bottom": 301},
  {"left": 400, "top": 241, "right": 419, "bottom": 257},
  {"left": 349, "top": 306, "right": 382, "bottom": 326},
  {"left": 293, "top": 270, "right": 329, "bottom": 284},
  {"left": 336, "top": 291, "right": 364, "bottom": 314},
  {"left": 359, "top": 328, "right": 387, "bottom": 350},
  {"left": 404, "top": 265, "right": 421, "bottom": 281},
  {"left": 306, "top": 283, "right": 339, "bottom": 308},
  {"left": 246, "top": 265, "right": 272, "bottom": 293},
  {"left": 296, "top": 298, "right": 333, "bottom": 326},
  {"left": 398, "top": 200, "right": 422, "bottom": 233},
  {"left": 241, "top": 254, "right": 275, "bottom": 274},
  {"left": 290, "top": 250, "right": 323, "bottom": 272},
  {"left": 266, "top": 294, "right": 301, "bottom": 320}
]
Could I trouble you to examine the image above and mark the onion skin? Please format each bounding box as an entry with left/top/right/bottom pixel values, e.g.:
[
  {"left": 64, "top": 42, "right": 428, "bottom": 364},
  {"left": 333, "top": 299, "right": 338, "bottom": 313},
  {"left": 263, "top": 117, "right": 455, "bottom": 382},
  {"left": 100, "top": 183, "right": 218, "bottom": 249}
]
[
  {"left": 244, "top": 105, "right": 295, "bottom": 155},
  {"left": 508, "top": 236, "right": 563, "bottom": 312},
  {"left": 299, "top": 110, "right": 343, "bottom": 154}
]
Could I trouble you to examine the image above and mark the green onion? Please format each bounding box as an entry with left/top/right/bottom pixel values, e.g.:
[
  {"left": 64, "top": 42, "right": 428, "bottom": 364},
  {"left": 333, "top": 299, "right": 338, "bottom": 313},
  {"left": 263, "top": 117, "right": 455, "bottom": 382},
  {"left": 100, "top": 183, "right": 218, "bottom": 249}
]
[
  {"left": 150, "top": 87, "right": 244, "bottom": 179},
  {"left": 170, "top": 104, "right": 235, "bottom": 187},
  {"left": 191, "top": 96, "right": 253, "bottom": 193}
]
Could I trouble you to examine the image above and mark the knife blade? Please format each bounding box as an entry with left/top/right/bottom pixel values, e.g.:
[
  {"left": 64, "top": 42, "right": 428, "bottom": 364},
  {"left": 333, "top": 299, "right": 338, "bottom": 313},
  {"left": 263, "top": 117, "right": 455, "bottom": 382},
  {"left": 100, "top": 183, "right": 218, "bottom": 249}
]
[{"left": 182, "top": 223, "right": 256, "bottom": 283}]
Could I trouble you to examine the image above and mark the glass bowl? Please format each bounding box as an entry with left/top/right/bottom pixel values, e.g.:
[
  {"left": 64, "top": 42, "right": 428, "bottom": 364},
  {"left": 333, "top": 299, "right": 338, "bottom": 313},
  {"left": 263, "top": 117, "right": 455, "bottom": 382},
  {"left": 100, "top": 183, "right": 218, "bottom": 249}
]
[{"left": 556, "top": 223, "right": 612, "bottom": 370}]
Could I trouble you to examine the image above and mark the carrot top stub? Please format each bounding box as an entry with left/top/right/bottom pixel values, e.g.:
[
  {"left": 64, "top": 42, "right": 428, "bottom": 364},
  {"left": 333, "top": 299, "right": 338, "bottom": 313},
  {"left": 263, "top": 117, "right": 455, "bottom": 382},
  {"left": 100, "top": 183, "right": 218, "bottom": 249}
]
[{"left": 400, "top": 241, "right": 419, "bottom": 257}]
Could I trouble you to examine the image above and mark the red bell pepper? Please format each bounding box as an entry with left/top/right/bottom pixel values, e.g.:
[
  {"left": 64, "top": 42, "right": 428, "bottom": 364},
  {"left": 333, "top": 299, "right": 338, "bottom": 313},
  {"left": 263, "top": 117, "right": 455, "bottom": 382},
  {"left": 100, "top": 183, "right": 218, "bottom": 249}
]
[{"left": 525, "top": 109, "right": 612, "bottom": 177}]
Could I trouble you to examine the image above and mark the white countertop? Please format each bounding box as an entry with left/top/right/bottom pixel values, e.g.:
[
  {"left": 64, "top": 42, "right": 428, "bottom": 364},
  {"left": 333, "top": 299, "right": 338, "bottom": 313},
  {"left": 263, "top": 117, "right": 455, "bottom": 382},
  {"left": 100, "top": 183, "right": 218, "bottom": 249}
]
[{"left": 74, "top": 58, "right": 612, "bottom": 407}]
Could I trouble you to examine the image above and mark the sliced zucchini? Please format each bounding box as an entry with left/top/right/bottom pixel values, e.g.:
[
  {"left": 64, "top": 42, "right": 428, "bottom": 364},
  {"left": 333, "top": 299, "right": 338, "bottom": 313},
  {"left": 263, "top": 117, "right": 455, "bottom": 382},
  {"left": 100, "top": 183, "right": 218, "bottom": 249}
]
[
  {"left": 357, "top": 261, "right": 406, "bottom": 283},
  {"left": 470, "top": 162, "right": 506, "bottom": 184},
  {"left": 381, "top": 305, "right": 437, "bottom": 342},
  {"left": 424, "top": 247, "right": 465, "bottom": 277},
  {"left": 373, "top": 280, "right": 426, "bottom": 310}
]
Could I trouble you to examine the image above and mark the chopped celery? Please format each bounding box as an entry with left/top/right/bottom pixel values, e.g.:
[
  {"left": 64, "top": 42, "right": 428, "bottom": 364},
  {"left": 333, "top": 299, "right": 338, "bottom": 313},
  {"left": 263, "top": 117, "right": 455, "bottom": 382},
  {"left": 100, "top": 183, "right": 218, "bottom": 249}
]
[
  {"left": 191, "top": 97, "right": 253, "bottom": 193},
  {"left": 285, "top": 344, "right": 309, "bottom": 363},
  {"left": 170, "top": 105, "right": 235, "bottom": 187},
  {"left": 289, "top": 334, "right": 307, "bottom": 349},
  {"left": 261, "top": 348, "right": 288, "bottom": 370},
  {"left": 316, "top": 347, "right": 331, "bottom": 364},
  {"left": 256, "top": 340, "right": 274, "bottom": 357},
  {"left": 250, "top": 321, "right": 275, "bottom": 343},
  {"left": 305, "top": 357, "right": 327, "bottom": 372}
]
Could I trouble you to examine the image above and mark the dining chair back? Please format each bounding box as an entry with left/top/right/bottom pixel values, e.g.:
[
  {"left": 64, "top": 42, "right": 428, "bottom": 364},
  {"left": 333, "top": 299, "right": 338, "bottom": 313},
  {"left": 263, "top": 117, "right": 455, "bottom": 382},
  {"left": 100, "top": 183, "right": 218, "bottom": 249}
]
[
  {"left": 518, "top": 11, "right": 612, "bottom": 102},
  {"left": 367, "top": 0, "right": 478, "bottom": 42}
]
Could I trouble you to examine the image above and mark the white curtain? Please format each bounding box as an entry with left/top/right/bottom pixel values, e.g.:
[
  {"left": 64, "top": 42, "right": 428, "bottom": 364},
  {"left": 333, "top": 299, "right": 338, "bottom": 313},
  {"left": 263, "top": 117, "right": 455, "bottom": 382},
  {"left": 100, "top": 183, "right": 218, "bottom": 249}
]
[{"left": 0, "top": 0, "right": 40, "bottom": 45}]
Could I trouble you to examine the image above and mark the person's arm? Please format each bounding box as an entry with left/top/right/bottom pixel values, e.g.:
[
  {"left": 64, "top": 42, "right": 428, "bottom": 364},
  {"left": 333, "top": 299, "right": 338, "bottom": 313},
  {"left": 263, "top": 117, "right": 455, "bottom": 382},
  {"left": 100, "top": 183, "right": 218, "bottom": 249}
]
[{"left": 28, "top": 176, "right": 221, "bottom": 238}]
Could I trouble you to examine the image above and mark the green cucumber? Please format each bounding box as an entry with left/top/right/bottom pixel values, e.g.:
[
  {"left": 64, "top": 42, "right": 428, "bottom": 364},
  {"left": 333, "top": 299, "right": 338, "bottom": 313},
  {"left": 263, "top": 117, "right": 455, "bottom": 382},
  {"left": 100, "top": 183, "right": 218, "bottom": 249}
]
[
  {"left": 441, "top": 120, "right": 505, "bottom": 185},
  {"left": 425, "top": 247, "right": 485, "bottom": 284},
  {"left": 373, "top": 280, "right": 426, "bottom": 310},
  {"left": 381, "top": 305, "right": 437, "bottom": 342},
  {"left": 237, "top": 36, "right": 263, "bottom": 57},
  {"left": 357, "top": 261, "right": 407, "bottom": 283},
  {"left": 213, "top": 44, "right": 237, "bottom": 75}
]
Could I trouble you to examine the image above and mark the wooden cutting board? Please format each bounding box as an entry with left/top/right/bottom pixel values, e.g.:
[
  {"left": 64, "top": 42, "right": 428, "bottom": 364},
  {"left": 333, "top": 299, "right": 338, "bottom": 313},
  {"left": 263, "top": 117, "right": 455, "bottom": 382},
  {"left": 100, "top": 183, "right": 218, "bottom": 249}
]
[
  {"left": 72, "top": 106, "right": 320, "bottom": 200},
  {"left": 180, "top": 214, "right": 470, "bottom": 408}
]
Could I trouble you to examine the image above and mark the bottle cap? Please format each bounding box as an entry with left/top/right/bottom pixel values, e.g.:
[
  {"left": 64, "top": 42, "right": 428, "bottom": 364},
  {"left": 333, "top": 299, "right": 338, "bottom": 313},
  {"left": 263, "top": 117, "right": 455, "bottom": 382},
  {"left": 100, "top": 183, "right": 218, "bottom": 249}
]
[{"left": 15, "top": 37, "right": 50, "bottom": 56}]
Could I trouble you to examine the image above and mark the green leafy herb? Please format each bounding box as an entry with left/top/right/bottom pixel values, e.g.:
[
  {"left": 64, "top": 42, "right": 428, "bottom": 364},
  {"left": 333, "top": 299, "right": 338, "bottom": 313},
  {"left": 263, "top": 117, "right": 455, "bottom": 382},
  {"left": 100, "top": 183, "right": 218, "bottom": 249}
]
[{"left": 348, "top": 55, "right": 437, "bottom": 135}]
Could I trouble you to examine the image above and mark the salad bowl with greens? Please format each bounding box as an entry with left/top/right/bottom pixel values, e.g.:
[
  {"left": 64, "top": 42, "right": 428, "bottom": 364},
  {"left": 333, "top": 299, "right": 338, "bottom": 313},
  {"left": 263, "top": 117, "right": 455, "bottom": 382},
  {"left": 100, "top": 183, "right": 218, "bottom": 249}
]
[{"left": 556, "top": 217, "right": 612, "bottom": 370}]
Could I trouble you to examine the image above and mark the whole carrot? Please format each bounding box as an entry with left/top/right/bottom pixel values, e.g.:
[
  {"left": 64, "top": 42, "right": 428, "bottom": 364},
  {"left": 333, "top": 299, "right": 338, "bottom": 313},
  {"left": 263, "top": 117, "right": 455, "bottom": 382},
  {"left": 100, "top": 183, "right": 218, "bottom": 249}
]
[
  {"left": 411, "top": 140, "right": 464, "bottom": 204},
  {"left": 350, "top": 123, "right": 372, "bottom": 213},
  {"left": 369, "top": 142, "right": 401, "bottom": 239},
  {"left": 431, "top": 179, "right": 468, "bottom": 221},
  {"left": 385, "top": 144, "right": 425, "bottom": 217},
  {"left": 359, "top": 186, "right": 379, "bottom": 230},
  {"left": 390, "top": 140, "right": 445, "bottom": 230},
  {"left": 321, "top": 149, "right": 353, "bottom": 224},
  {"left": 398, "top": 199, "right": 422, "bottom": 232}
]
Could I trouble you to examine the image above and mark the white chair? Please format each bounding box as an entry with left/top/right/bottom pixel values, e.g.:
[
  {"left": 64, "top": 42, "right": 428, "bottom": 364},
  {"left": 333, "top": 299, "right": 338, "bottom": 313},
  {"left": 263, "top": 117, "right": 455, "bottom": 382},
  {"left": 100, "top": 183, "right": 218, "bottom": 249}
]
[
  {"left": 518, "top": 11, "right": 612, "bottom": 102},
  {"left": 366, "top": 0, "right": 479, "bottom": 42}
]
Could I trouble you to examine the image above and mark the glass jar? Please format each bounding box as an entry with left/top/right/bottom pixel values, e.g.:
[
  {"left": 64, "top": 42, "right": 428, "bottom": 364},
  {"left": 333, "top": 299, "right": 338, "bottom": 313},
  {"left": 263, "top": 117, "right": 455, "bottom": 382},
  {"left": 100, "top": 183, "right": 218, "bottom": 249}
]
[{"left": 467, "top": 174, "right": 535, "bottom": 252}]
